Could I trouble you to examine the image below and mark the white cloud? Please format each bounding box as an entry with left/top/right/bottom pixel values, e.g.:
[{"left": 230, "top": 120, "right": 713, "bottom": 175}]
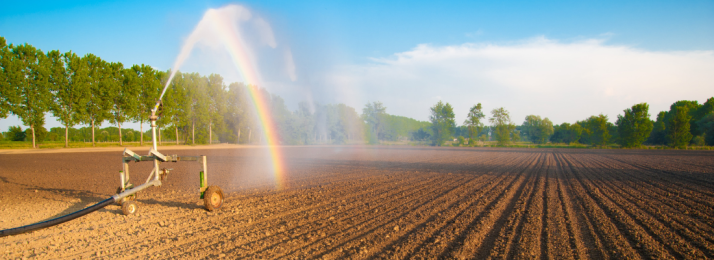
[{"left": 326, "top": 36, "right": 714, "bottom": 125}]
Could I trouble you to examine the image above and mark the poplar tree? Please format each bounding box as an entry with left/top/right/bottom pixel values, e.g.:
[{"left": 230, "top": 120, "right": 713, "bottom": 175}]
[
  {"left": 227, "top": 82, "right": 249, "bottom": 144},
  {"left": 49, "top": 51, "right": 87, "bottom": 148},
  {"left": 207, "top": 74, "right": 226, "bottom": 144},
  {"left": 0, "top": 37, "right": 16, "bottom": 121},
  {"left": 429, "top": 100, "right": 455, "bottom": 146},
  {"left": 107, "top": 62, "right": 138, "bottom": 146},
  {"left": 165, "top": 71, "right": 188, "bottom": 144},
  {"left": 136, "top": 64, "right": 160, "bottom": 145},
  {"left": 184, "top": 73, "right": 210, "bottom": 144},
  {"left": 7, "top": 43, "right": 50, "bottom": 148},
  {"left": 464, "top": 103, "right": 485, "bottom": 144},
  {"left": 362, "top": 101, "right": 387, "bottom": 143},
  {"left": 490, "top": 107, "right": 515, "bottom": 145},
  {"left": 79, "top": 54, "right": 111, "bottom": 146}
]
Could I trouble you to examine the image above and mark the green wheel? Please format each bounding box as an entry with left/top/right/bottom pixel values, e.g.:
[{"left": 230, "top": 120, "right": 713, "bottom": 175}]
[
  {"left": 203, "top": 185, "right": 224, "bottom": 211},
  {"left": 122, "top": 200, "right": 138, "bottom": 215}
]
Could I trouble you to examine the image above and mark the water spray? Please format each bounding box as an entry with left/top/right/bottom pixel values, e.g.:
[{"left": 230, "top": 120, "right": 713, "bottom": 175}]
[{"left": 0, "top": 88, "right": 225, "bottom": 238}]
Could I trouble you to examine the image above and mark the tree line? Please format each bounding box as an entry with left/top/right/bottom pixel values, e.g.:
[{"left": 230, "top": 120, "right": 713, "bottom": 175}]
[
  {"left": 0, "top": 37, "right": 432, "bottom": 147},
  {"left": 3, "top": 37, "right": 712, "bottom": 149},
  {"left": 426, "top": 98, "right": 714, "bottom": 148}
]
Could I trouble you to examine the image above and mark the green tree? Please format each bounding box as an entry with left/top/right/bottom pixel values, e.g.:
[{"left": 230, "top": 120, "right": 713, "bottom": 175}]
[
  {"left": 79, "top": 54, "right": 111, "bottom": 146},
  {"left": 294, "top": 101, "right": 315, "bottom": 144},
  {"left": 580, "top": 115, "right": 610, "bottom": 146},
  {"left": 429, "top": 101, "right": 455, "bottom": 146},
  {"left": 692, "top": 98, "right": 714, "bottom": 137},
  {"left": 647, "top": 111, "right": 667, "bottom": 145},
  {"left": 522, "top": 115, "right": 554, "bottom": 144},
  {"left": 136, "top": 64, "right": 161, "bottom": 145},
  {"left": 25, "top": 122, "right": 47, "bottom": 143},
  {"left": 512, "top": 130, "right": 521, "bottom": 143},
  {"left": 7, "top": 43, "right": 50, "bottom": 148},
  {"left": 490, "top": 107, "right": 515, "bottom": 145},
  {"left": 666, "top": 104, "right": 693, "bottom": 148},
  {"left": 226, "top": 82, "right": 254, "bottom": 144},
  {"left": 616, "top": 103, "right": 654, "bottom": 148},
  {"left": 464, "top": 103, "right": 485, "bottom": 143},
  {"left": 106, "top": 62, "right": 138, "bottom": 146},
  {"left": 362, "top": 101, "right": 387, "bottom": 144},
  {"left": 668, "top": 100, "right": 701, "bottom": 139},
  {"left": 206, "top": 74, "right": 226, "bottom": 144},
  {"left": 8, "top": 126, "right": 25, "bottom": 141},
  {"left": 0, "top": 37, "right": 17, "bottom": 121},
  {"left": 696, "top": 113, "right": 714, "bottom": 145},
  {"left": 551, "top": 123, "right": 583, "bottom": 144},
  {"left": 50, "top": 51, "right": 88, "bottom": 148},
  {"left": 185, "top": 73, "right": 210, "bottom": 144},
  {"left": 159, "top": 70, "right": 186, "bottom": 145},
  {"left": 336, "top": 103, "right": 364, "bottom": 143}
]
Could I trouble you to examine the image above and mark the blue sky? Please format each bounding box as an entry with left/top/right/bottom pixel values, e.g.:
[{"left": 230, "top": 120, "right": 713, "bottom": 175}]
[{"left": 1, "top": 0, "right": 713, "bottom": 130}]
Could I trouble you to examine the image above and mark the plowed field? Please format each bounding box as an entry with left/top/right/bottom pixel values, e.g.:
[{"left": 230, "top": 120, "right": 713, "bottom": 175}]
[{"left": 1, "top": 146, "right": 713, "bottom": 259}]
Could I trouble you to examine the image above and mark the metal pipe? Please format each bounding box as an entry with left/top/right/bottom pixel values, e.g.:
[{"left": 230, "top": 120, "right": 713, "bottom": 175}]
[
  {"left": 151, "top": 118, "right": 158, "bottom": 152},
  {"left": 120, "top": 171, "right": 125, "bottom": 190},
  {"left": 145, "top": 167, "right": 156, "bottom": 184},
  {"left": 153, "top": 159, "right": 160, "bottom": 182},
  {"left": 113, "top": 180, "right": 162, "bottom": 200}
]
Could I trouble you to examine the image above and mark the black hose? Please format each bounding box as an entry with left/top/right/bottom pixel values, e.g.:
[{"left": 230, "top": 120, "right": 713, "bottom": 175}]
[{"left": 0, "top": 197, "right": 116, "bottom": 237}]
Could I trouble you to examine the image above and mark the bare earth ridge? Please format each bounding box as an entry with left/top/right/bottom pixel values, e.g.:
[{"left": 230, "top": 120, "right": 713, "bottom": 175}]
[{"left": 1, "top": 146, "right": 713, "bottom": 259}]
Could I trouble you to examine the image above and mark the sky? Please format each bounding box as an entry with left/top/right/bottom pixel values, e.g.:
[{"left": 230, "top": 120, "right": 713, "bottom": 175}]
[{"left": 1, "top": 0, "right": 713, "bottom": 131}]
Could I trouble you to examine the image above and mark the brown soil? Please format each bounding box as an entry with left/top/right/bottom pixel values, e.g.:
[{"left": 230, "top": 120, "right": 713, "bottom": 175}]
[{"left": 1, "top": 146, "right": 713, "bottom": 259}]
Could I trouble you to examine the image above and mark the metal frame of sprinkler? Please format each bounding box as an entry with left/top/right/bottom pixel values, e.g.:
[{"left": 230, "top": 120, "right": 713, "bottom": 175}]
[
  {"left": 0, "top": 69, "right": 225, "bottom": 238},
  {"left": 112, "top": 98, "right": 224, "bottom": 215}
]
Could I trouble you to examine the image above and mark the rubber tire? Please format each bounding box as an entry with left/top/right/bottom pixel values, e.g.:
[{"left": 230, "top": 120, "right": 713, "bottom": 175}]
[
  {"left": 203, "top": 185, "right": 224, "bottom": 212},
  {"left": 122, "top": 201, "right": 138, "bottom": 215}
]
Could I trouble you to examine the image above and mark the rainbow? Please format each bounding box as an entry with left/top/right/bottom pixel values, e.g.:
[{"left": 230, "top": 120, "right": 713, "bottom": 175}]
[{"left": 209, "top": 10, "right": 286, "bottom": 189}]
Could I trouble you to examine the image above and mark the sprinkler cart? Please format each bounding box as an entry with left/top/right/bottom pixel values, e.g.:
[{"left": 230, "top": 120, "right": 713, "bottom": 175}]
[
  {"left": 0, "top": 97, "right": 224, "bottom": 237},
  {"left": 115, "top": 106, "right": 224, "bottom": 215}
]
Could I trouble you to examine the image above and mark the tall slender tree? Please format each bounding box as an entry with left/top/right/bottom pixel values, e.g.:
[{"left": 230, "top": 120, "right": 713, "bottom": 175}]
[
  {"left": 49, "top": 50, "right": 87, "bottom": 147},
  {"left": 167, "top": 71, "right": 189, "bottom": 144},
  {"left": 79, "top": 54, "right": 111, "bottom": 146},
  {"left": 464, "top": 103, "right": 485, "bottom": 144},
  {"left": 429, "top": 101, "right": 455, "bottom": 146},
  {"left": 136, "top": 64, "right": 161, "bottom": 145},
  {"left": 0, "top": 37, "right": 17, "bottom": 122},
  {"left": 362, "top": 101, "right": 387, "bottom": 143},
  {"left": 490, "top": 107, "right": 515, "bottom": 145},
  {"left": 7, "top": 43, "right": 51, "bottom": 148},
  {"left": 106, "top": 62, "right": 138, "bottom": 146},
  {"left": 227, "top": 82, "right": 251, "bottom": 144},
  {"left": 206, "top": 74, "right": 226, "bottom": 144},
  {"left": 155, "top": 70, "right": 176, "bottom": 144}
]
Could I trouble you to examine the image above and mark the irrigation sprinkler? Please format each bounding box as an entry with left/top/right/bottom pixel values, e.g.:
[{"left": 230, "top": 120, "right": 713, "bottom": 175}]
[
  {"left": 1, "top": 90, "right": 224, "bottom": 237},
  {"left": 113, "top": 102, "right": 224, "bottom": 215}
]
